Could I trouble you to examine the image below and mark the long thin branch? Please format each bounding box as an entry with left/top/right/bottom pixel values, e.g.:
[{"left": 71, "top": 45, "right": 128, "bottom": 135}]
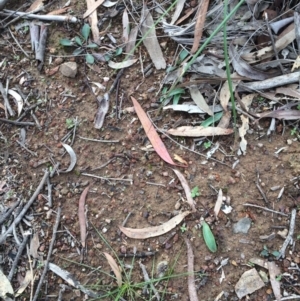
[
  {"left": 0, "top": 170, "right": 49, "bottom": 244},
  {"left": 243, "top": 203, "right": 289, "bottom": 217},
  {"left": 32, "top": 207, "right": 61, "bottom": 301}
]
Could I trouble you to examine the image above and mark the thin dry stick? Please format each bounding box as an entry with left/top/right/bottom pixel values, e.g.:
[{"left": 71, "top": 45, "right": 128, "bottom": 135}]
[
  {"left": 32, "top": 207, "right": 61, "bottom": 301},
  {"left": 0, "top": 117, "right": 35, "bottom": 126},
  {"left": 8, "top": 27, "right": 30, "bottom": 58},
  {"left": 81, "top": 173, "right": 133, "bottom": 183},
  {"left": 0, "top": 170, "right": 49, "bottom": 244},
  {"left": 0, "top": 200, "right": 20, "bottom": 225},
  {"left": 78, "top": 136, "right": 119, "bottom": 143},
  {"left": 276, "top": 208, "right": 296, "bottom": 259},
  {"left": 191, "top": 0, "right": 210, "bottom": 54},
  {"left": 243, "top": 203, "right": 288, "bottom": 217},
  {"left": 184, "top": 237, "right": 199, "bottom": 301},
  {"left": 139, "top": 262, "right": 160, "bottom": 301},
  {"left": 8, "top": 235, "right": 29, "bottom": 281}
]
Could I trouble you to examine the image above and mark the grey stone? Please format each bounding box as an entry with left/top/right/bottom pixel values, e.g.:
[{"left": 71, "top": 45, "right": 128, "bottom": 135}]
[
  {"left": 233, "top": 217, "right": 252, "bottom": 234},
  {"left": 60, "top": 62, "right": 77, "bottom": 78}
]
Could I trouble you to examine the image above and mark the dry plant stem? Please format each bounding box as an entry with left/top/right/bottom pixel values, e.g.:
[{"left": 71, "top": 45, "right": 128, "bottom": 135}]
[
  {"left": 82, "top": 173, "right": 133, "bottom": 183},
  {"left": 273, "top": 296, "right": 300, "bottom": 301},
  {"left": 139, "top": 262, "right": 160, "bottom": 301},
  {"left": 0, "top": 117, "right": 35, "bottom": 126},
  {"left": 0, "top": 82, "right": 14, "bottom": 117},
  {"left": 191, "top": 0, "right": 209, "bottom": 54},
  {"left": 184, "top": 237, "right": 199, "bottom": 301},
  {"left": 295, "top": 12, "right": 300, "bottom": 52},
  {"left": 8, "top": 27, "right": 30, "bottom": 58},
  {"left": 121, "top": 212, "right": 132, "bottom": 227},
  {"left": 240, "top": 71, "right": 300, "bottom": 90},
  {"left": 255, "top": 182, "right": 269, "bottom": 205},
  {"left": 0, "top": 170, "right": 49, "bottom": 244},
  {"left": 276, "top": 208, "right": 296, "bottom": 259},
  {"left": 8, "top": 234, "right": 29, "bottom": 281},
  {"left": 243, "top": 203, "right": 288, "bottom": 217},
  {"left": 1, "top": 9, "right": 78, "bottom": 23},
  {"left": 16, "top": 140, "right": 38, "bottom": 157},
  {"left": 32, "top": 207, "right": 61, "bottom": 301},
  {"left": 47, "top": 177, "right": 53, "bottom": 207},
  {"left": 0, "top": 200, "right": 20, "bottom": 225},
  {"left": 78, "top": 136, "right": 119, "bottom": 143}
]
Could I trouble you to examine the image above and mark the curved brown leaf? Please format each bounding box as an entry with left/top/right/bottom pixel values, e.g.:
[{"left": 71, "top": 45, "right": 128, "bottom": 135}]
[
  {"left": 173, "top": 169, "right": 196, "bottom": 212},
  {"left": 131, "top": 96, "right": 186, "bottom": 166},
  {"left": 103, "top": 252, "right": 122, "bottom": 287},
  {"left": 119, "top": 211, "right": 191, "bottom": 239},
  {"left": 78, "top": 185, "right": 90, "bottom": 248}
]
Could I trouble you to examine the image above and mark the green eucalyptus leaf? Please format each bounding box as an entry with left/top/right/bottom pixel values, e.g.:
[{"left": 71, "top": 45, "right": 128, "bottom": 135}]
[
  {"left": 60, "top": 38, "right": 73, "bottom": 46},
  {"left": 201, "top": 112, "right": 223, "bottom": 128},
  {"left": 179, "top": 49, "right": 189, "bottom": 62},
  {"left": 86, "top": 43, "right": 98, "bottom": 48},
  {"left": 115, "top": 47, "right": 123, "bottom": 56},
  {"left": 202, "top": 221, "right": 217, "bottom": 253},
  {"left": 166, "top": 88, "right": 185, "bottom": 97},
  {"left": 73, "top": 48, "right": 84, "bottom": 56},
  {"left": 81, "top": 24, "right": 91, "bottom": 41},
  {"left": 74, "top": 36, "right": 83, "bottom": 46},
  {"left": 173, "top": 93, "right": 181, "bottom": 105},
  {"left": 86, "top": 53, "right": 95, "bottom": 64}
]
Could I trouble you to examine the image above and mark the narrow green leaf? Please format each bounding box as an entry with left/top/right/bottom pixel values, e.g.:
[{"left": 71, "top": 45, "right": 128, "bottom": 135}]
[
  {"left": 74, "top": 36, "right": 83, "bottom": 46},
  {"left": 164, "top": 88, "right": 184, "bottom": 98},
  {"left": 115, "top": 47, "right": 123, "bottom": 56},
  {"left": 173, "top": 93, "right": 181, "bottom": 105},
  {"left": 86, "top": 43, "right": 98, "bottom": 48},
  {"left": 60, "top": 38, "right": 73, "bottom": 46},
  {"left": 73, "top": 48, "right": 84, "bottom": 56},
  {"left": 81, "top": 24, "right": 91, "bottom": 41},
  {"left": 179, "top": 49, "right": 189, "bottom": 62},
  {"left": 202, "top": 221, "right": 217, "bottom": 253},
  {"left": 201, "top": 112, "right": 223, "bottom": 128},
  {"left": 86, "top": 53, "right": 95, "bottom": 64}
]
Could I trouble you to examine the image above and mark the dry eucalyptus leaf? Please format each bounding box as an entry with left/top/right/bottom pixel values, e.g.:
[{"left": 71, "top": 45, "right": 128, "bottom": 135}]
[
  {"left": 119, "top": 211, "right": 191, "bottom": 239},
  {"left": 108, "top": 59, "right": 137, "bottom": 69},
  {"left": 29, "top": 232, "right": 40, "bottom": 258},
  {"left": 167, "top": 126, "right": 234, "bottom": 137},
  {"left": 0, "top": 269, "right": 14, "bottom": 300},
  {"left": 94, "top": 93, "right": 109, "bottom": 129},
  {"left": 189, "top": 86, "right": 213, "bottom": 116},
  {"left": 237, "top": 115, "right": 249, "bottom": 156},
  {"left": 61, "top": 143, "right": 77, "bottom": 172},
  {"left": 8, "top": 89, "right": 23, "bottom": 116},
  {"left": 103, "top": 252, "right": 122, "bottom": 287}
]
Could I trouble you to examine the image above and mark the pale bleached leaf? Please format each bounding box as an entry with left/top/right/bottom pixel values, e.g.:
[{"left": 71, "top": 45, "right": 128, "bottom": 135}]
[
  {"left": 0, "top": 269, "right": 14, "bottom": 299},
  {"left": 164, "top": 103, "right": 223, "bottom": 114},
  {"left": 29, "top": 232, "right": 40, "bottom": 258},
  {"left": 173, "top": 169, "right": 196, "bottom": 212},
  {"left": 94, "top": 93, "right": 109, "bottom": 129},
  {"left": 268, "top": 262, "right": 281, "bottom": 301},
  {"left": 189, "top": 86, "right": 213, "bottom": 116},
  {"left": 122, "top": 9, "right": 129, "bottom": 44},
  {"left": 103, "top": 0, "right": 118, "bottom": 7},
  {"left": 8, "top": 89, "right": 23, "bottom": 116},
  {"left": 108, "top": 59, "right": 137, "bottom": 69},
  {"left": 219, "top": 79, "right": 238, "bottom": 112},
  {"left": 170, "top": 0, "right": 186, "bottom": 24},
  {"left": 103, "top": 252, "right": 122, "bottom": 287},
  {"left": 119, "top": 211, "right": 191, "bottom": 239},
  {"left": 126, "top": 26, "right": 138, "bottom": 57},
  {"left": 15, "top": 270, "right": 34, "bottom": 297},
  {"left": 48, "top": 263, "right": 100, "bottom": 298},
  {"left": 167, "top": 126, "right": 234, "bottom": 137},
  {"left": 214, "top": 189, "right": 223, "bottom": 218},
  {"left": 61, "top": 143, "right": 77, "bottom": 172},
  {"left": 140, "top": 5, "right": 166, "bottom": 69},
  {"left": 237, "top": 115, "right": 249, "bottom": 156}
]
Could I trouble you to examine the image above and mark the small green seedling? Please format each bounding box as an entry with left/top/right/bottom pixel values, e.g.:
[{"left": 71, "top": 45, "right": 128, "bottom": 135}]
[
  {"left": 191, "top": 186, "right": 200, "bottom": 198},
  {"left": 291, "top": 127, "right": 298, "bottom": 136},
  {"left": 202, "top": 221, "right": 217, "bottom": 253},
  {"left": 204, "top": 141, "right": 212, "bottom": 149},
  {"left": 260, "top": 245, "right": 280, "bottom": 258},
  {"left": 60, "top": 24, "right": 98, "bottom": 64},
  {"left": 180, "top": 223, "right": 187, "bottom": 233},
  {"left": 65, "top": 118, "right": 75, "bottom": 129}
]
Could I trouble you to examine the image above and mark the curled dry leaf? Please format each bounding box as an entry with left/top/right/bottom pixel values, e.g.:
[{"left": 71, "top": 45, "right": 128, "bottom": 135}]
[
  {"left": 103, "top": 252, "right": 122, "bottom": 287},
  {"left": 131, "top": 96, "right": 183, "bottom": 166},
  {"left": 61, "top": 143, "right": 77, "bottom": 172},
  {"left": 119, "top": 211, "right": 191, "bottom": 239},
  {"left": 184, "top": 237, "right": 199, "bottom": 301},
  {"left": 78, "top": 185, "right": 90, "bottom": 248},
  {"left": 167, "top": 126, "right": 234, "bottom": 137},
  {"left": 108, "top": 59, "right": 137, "bottom": 69},
  {"left": 94, "top": 93, "right": 109, "bottom": 129},
  {"left": 173, "top": 169, "right": 196, "bottom": 212},
  {"left": 8, "top": 89, "right": 23, "bottom": 116}
]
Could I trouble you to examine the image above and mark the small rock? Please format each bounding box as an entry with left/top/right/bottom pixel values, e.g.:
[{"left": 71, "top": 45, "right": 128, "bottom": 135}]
[
  {"left": 102, "top": 227, "right": 108, "bottom": 233},
  {"left": 54, "top": 57, "right": 64, "bottom": 65},
  {"left": 175, "top": 200, "right": 181, "bottom": 210},
  {"left": 235, "top": 268, "right": 265, "bottom": 299},
  {"left": 287, "top": 139, "right": 292, "bottom": 145},
  {"left": 233, "top": 217, "right": 252, "bottom": 234},
  {"left": 60, "top": 62, "right": 77, "bottom": 78}
]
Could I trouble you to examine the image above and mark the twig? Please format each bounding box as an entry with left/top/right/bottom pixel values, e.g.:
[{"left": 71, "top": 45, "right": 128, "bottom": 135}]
[
  {"left": 0, "top": 200, "right": 20, "bottom": 225},
  {"left": 256, "top": 170, "right": 269, "bottom": 205},
  {"left": 109, "top": 69, "right": 124, "bottom": 94},
  {"left": 276, "top": 208, "right": 297, "bottom": 259},
  {"left": 8, "top": 27, "right": 30, "bottom": 58},
  {"left": 78, "top": 136, "right": 119, "bottom": 143},
  {"left": 243, "top": 203, "right": 289, "bottom": 217},
  {"left": 139, "top": 262, "right": 160, "bottom": 301},
  {"left": 16, "top": 140, "right": 38, "bottom": 157},
  {"left": 32, "top": 207, "right": 61, "bottom": 301},
  {"left": 47, "top": 177, "right": 52, "bottom": 207},
  {"left": 0, "top": 82, "right": 14, "bottom": 117},
  {"left": 0, "top": 170, "right": 49, "bottom": 244},
  {"left": 8, "top": 234, "right": 29, "bottom": 281},
  {"left": 121, "top": 212, "right": 132, "bottom": 227},
  {"left": 184, "top": 237, "right": 199, "bottom": 301},
  {"left": 91, "top": 158, "right": 115, "bottom": 171},
  {"left": 146, "top": 182, "right": 166, "bottom": 187},
  {"left": 81, "top": 173, "right": 133, "bottom": 184},
  {"left": 0, "top": 117, "right": 35, "bottom": 126}
]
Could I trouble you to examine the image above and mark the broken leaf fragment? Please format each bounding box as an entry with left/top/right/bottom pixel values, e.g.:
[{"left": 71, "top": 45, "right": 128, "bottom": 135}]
[
  {"left": 167, "top": 126, "right": 234, "bottom": 137},
  {"left": 103, "top": 252, "right": 122, "bottom": 287},
  {"left": 61, "top": 143, "right": 77, "bottom": 172},
  {"left": 119, "top": 211, "right": 191, "bottom": 239},
  {"left": 202, "top": 221, "right": 217, "bottom": 253}
]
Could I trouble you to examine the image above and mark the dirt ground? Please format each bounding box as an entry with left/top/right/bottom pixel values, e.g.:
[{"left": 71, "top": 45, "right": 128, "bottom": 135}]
[{"left": 1, "top": 1, "right": 300, "bottom": 301}]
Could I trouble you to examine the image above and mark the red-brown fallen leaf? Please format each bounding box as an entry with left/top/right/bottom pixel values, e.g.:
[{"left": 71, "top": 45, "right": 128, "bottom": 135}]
[
  {"left": 119, "top": 211, "right": 191, "bottom": 239},
  {"left": 131, "top": 96, "right": 185, "bottom": 166},
  {"left": 173, "top": 169, "right": 196, "bottom": 212},
  {"left": 103, "top": 252, "right": 122, "bottom": 287},
  {"left": 78, "top": 185, "right": 90, "bottom": 248}
]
